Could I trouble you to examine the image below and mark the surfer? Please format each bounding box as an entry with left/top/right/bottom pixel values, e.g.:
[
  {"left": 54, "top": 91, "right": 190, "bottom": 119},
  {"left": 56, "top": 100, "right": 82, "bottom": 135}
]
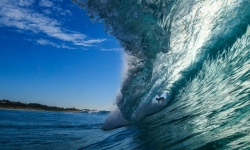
[{"left": 156, "top": 97, "right": 165, "bottom": 102}]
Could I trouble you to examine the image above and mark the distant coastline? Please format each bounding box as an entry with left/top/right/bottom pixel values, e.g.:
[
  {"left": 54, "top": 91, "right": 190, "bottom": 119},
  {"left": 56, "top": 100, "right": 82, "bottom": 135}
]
[{"left": 0, "top": 99, "right": 93, "bottom": 113}]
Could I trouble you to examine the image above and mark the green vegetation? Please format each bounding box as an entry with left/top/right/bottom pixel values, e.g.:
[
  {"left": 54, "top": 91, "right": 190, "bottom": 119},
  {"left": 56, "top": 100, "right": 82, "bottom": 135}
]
[{"left": 0, "top": 99, "right": 82, "bottom": 112}]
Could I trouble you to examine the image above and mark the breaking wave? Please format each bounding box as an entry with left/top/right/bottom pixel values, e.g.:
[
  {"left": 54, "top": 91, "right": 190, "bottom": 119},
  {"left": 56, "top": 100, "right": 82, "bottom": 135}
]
[{"left": 73, "top": 1, "right": 250, "bottom": 145}]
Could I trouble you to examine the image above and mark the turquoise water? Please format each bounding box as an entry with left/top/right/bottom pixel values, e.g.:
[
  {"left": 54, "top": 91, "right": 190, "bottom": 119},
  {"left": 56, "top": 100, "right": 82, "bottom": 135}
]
[{"left": 74, "top": 0, "right": 250, "bottom": 149}]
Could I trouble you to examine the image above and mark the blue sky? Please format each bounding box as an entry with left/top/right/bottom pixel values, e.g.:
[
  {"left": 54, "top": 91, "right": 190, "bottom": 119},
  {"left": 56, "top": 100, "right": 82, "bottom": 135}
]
[{"left": 0, "top": 0, "right": 123, "bottom": 110}]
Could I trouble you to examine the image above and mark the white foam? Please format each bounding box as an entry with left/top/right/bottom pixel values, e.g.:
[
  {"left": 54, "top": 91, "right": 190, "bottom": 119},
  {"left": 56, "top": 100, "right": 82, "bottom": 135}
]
[
  {"left": 102, "top": 109, "right": 129, "bottom": 130},
  {"left": 102, "top": 95, "right": 169, "bottom": 130}
]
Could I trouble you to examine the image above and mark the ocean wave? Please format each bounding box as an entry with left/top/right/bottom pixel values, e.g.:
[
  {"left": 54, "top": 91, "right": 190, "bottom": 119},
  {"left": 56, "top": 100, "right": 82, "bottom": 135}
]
[{"left": 73, "top": 0, "right": 250, "bottom": 123}]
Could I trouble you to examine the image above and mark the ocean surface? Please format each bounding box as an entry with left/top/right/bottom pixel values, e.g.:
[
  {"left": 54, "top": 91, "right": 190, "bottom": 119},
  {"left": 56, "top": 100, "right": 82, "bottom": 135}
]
[
  {"left": 1, "top": 0, "right": 250, "bottom": 149},
  {"left": 0, "top": 106, "right": 249, "bottom": 150},
  {"left": 0, "top": 109, "right": 113, "bottom": 150}
]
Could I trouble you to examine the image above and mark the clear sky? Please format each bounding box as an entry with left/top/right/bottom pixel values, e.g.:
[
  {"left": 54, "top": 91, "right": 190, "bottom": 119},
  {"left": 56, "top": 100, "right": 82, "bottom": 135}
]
[{"left": 0, "top": 0, "right": 123, "bottom": 110}]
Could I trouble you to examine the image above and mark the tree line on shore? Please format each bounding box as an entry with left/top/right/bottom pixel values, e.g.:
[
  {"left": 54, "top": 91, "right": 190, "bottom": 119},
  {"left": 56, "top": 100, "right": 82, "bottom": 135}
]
[{"left": 0, "top": 99, "right": 82, "bottom": 112}]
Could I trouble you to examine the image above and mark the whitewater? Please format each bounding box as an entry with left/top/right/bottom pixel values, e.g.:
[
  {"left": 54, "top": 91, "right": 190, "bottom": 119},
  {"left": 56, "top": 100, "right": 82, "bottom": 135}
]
[{"left": 71, "top": 0, "right": 250, "bottom": 149}]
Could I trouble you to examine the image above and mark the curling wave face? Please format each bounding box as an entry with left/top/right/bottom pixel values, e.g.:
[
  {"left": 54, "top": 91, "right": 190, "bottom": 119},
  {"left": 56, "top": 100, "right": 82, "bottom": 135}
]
[
  {"left": 73, "top": 0, "right": 250, "bottom": 122},
  {"left": 135, "top": 25, "right": 250, "bottom": 149}
]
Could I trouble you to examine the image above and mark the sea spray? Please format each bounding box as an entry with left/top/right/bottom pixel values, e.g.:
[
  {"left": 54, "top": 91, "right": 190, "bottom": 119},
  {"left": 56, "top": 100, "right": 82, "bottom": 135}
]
[{"left": 102, "top": 109, "right": 129, "bottom": 130}]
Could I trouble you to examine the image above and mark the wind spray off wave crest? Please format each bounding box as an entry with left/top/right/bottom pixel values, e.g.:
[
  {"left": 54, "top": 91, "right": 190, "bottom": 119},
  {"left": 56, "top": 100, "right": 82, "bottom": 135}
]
[{"left": 73, "top": 0, "right": 250, "bottom": 123}]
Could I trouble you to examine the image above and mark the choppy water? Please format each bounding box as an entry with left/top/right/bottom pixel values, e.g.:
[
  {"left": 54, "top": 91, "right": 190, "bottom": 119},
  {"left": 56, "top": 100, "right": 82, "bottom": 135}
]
[
  {"left": 0, "top": 109, "right": 149, "bottom": 150},
  {"left": 0, "top": 109, "right": 110, "bottom": 150}
]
